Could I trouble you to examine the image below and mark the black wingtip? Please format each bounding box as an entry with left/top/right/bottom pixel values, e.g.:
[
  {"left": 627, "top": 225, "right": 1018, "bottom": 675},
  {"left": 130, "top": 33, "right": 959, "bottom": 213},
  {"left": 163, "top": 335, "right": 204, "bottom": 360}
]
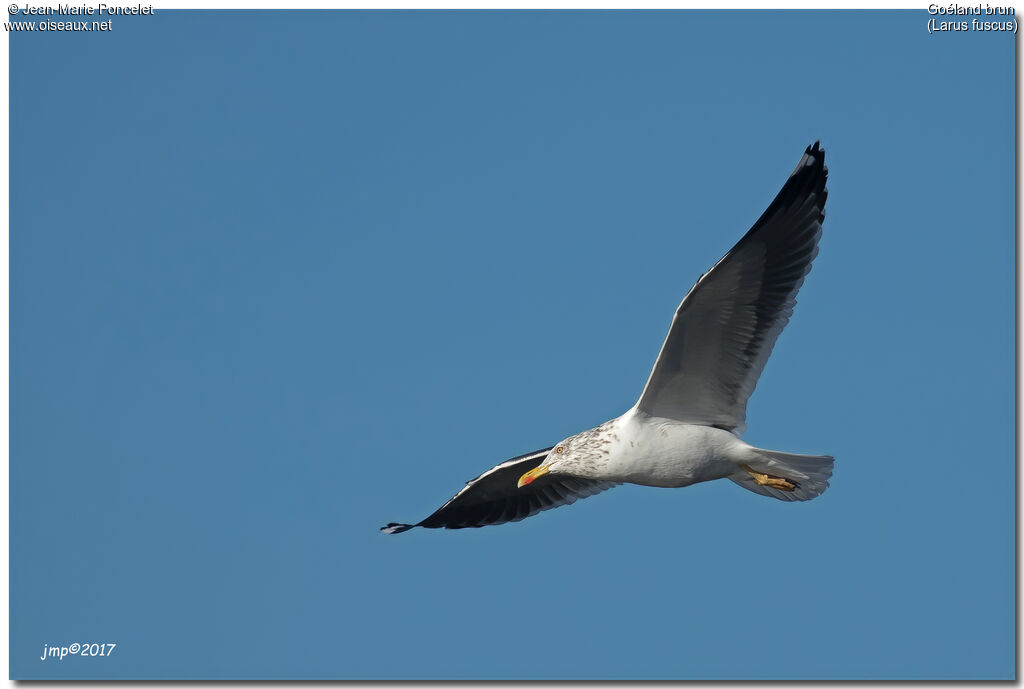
[
  {"left": 804, "top": 140, "right": 825, "bottom": 163},
  {"left": 381, "top": 522, "right": 416, "bottom": 534},
  {"left": 790, "top": 141, "right": 827, "bottom": 180}
]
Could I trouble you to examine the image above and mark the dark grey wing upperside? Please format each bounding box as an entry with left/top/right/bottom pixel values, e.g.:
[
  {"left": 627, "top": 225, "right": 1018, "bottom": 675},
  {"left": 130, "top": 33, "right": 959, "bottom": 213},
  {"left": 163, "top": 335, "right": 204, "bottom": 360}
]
[
  {"left": 635, "top": 142, "right": 829, "bottom": 434},
  {"left": 381, "top": 448, "right": 618, "bottom": 533}
]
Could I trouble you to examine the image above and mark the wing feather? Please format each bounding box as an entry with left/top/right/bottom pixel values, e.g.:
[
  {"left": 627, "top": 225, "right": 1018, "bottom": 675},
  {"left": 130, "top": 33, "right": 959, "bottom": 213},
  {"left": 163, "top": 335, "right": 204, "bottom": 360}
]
[
  {"left": 381, "top": 447, "right": 618, "bottom": 533},
  {"left": 635, "top": 142, "right": 828, "bottom": 434}
]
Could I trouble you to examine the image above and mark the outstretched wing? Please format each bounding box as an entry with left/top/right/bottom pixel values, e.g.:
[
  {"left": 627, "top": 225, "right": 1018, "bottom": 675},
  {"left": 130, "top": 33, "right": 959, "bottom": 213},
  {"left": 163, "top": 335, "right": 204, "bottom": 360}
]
[
  {"left": 635, "top": 142, "right": 829, "bottom": 435},
  {"left": 382, "top": 448, "right": 617, "bottom": 533}
]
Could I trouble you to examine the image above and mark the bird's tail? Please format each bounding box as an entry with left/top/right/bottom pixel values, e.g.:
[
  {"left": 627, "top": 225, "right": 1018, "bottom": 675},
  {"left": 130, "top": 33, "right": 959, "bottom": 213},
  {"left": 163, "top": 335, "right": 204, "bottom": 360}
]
[{"left": 730, "top": 449, "right": 833, "bottom": 502}]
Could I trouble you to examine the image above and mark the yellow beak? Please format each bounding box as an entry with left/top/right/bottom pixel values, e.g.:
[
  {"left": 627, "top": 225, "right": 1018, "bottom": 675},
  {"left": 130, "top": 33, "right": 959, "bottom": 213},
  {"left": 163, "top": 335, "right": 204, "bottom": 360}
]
[{"left": 517, "top": 465, "right": 550, "bottom": 488}]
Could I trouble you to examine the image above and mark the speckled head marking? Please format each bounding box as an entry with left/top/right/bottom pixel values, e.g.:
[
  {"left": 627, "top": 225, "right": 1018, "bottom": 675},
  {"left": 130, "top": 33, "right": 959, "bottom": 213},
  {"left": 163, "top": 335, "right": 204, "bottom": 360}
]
[{"left": 528, "top": 418, "right": 620, "bottom": 480}]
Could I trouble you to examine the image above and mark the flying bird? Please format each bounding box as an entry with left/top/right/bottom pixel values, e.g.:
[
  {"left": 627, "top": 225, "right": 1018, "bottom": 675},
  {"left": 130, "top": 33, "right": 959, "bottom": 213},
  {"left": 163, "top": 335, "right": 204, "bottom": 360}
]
[{"left": 383, "top": 142, "right": 833, "bottom": 534}]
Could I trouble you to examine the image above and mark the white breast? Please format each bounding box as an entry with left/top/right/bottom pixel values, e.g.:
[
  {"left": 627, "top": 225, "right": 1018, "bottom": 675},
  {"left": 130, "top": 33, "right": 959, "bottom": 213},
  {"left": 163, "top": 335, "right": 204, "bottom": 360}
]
[{"left": 584, "top": 409, "right": 748, "bottom": 488}]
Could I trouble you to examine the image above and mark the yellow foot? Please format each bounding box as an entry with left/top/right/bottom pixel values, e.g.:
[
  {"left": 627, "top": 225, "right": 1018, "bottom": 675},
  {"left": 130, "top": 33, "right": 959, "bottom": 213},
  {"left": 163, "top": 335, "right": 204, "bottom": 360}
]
[{"left": 742, "top": 465, "right": 796, "bottom": 491}]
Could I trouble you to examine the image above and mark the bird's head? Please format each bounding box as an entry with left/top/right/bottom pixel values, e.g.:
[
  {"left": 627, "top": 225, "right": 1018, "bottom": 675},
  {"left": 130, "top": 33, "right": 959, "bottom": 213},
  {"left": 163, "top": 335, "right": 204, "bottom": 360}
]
[{"left": 517, "top": 439, "right": 576, "bottom": 488}]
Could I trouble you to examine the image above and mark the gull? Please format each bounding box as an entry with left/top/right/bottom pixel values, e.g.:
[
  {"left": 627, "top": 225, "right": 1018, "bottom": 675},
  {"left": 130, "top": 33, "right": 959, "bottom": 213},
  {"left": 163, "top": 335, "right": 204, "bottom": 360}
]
[{"left": 382, "top": 142, "right": 832, "bottom": 534}]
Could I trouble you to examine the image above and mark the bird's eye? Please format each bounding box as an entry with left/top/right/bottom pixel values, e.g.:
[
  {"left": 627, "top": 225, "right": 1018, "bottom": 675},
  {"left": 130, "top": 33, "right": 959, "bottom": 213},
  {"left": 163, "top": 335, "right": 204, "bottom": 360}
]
[{"left": 556, "top": 446, "right": 564, "bottom": 454}]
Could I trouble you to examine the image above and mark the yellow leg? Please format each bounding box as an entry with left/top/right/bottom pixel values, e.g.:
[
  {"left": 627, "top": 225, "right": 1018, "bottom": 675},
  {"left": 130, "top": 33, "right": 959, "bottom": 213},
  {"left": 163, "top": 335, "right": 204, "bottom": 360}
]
[{"left": 742, "top": 464, "right": 796, "bottom": 491}]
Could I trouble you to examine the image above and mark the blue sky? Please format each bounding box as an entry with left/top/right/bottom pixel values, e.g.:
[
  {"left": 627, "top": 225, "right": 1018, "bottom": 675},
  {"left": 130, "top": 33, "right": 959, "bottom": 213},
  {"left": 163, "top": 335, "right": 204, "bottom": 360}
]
[{"left": 10, "top": 10, "right": 1013, "bottom": 680}]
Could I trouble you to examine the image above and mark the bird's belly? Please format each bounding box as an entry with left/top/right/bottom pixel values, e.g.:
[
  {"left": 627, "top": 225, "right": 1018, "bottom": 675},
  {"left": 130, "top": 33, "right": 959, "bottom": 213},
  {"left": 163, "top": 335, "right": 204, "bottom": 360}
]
[{"left": 604, "top": 420, "right": 742, "bottom": 488}]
